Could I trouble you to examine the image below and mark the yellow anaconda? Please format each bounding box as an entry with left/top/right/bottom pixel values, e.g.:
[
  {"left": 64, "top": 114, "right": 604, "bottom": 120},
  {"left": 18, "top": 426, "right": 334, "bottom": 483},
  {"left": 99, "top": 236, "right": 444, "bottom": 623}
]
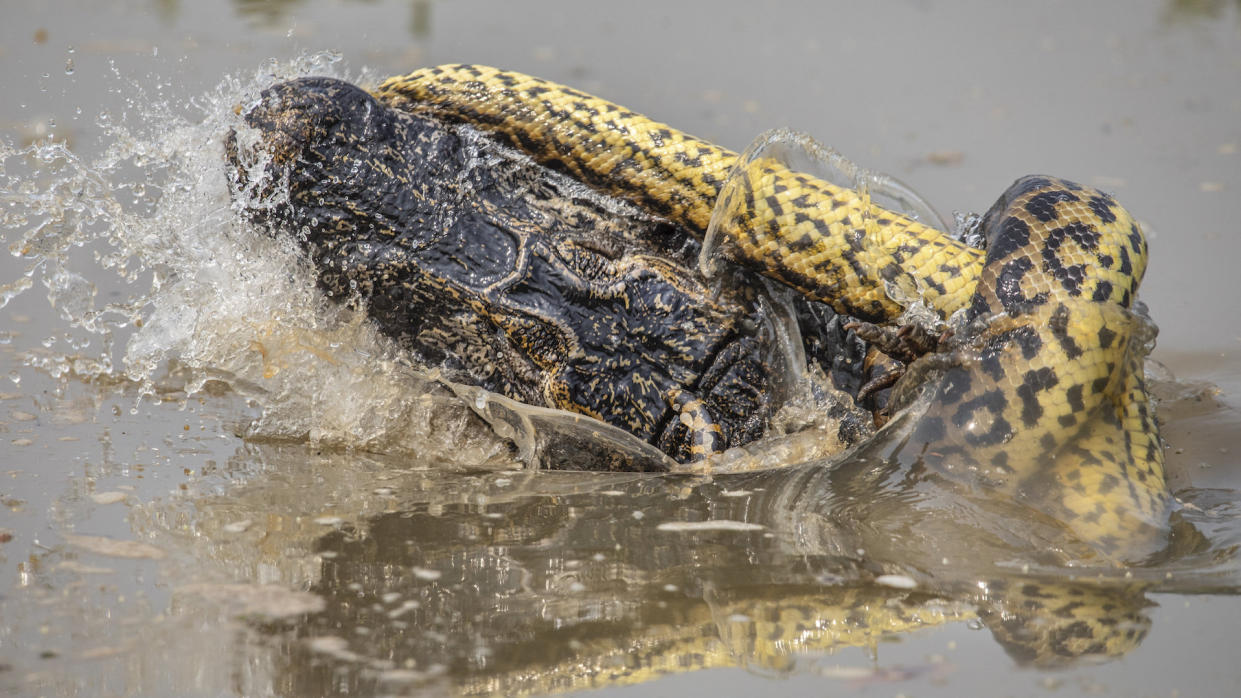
[
  {"left": 374, "top": 65, "right": 1170, "bottom": 557},
  {"left": 452, "top": 582, "right": 1151, "bottom": 695}
]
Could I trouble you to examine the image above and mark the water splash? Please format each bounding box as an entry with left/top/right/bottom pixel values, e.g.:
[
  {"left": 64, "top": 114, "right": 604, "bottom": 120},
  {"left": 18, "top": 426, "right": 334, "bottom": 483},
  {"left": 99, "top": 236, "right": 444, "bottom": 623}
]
[
  {"left": 4, "top": 54, "right": 857, "bottom": 470},
  {"left": 702, "top": 128, "right": 953, "bottom": 333},
  {"left": 0, "top": 53, "right": 534, "bottom": 465}
]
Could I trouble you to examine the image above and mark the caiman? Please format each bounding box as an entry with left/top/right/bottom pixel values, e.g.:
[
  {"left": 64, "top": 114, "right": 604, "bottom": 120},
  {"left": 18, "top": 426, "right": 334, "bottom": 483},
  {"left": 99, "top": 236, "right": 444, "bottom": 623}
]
[{"left": 226, "top": 76, "right": 873, "bottom": 468}]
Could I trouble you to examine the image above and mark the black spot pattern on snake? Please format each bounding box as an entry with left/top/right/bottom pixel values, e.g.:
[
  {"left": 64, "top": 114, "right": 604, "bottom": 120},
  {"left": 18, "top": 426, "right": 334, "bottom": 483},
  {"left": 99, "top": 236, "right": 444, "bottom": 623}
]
[
  {"left": 1024, "top": 189, "right": 1080, "bottom": 223},
  {"left": 1043, "top": 222, "right": 1103, "bottom": 297},
  {"left": 995, "top": 257, "right": 1049, "bottom": 314},
  {"left": 1017, "top": 367, "right": 1059, "bottom": 428},
  {"left": 1088, "top": 194, "right": 1118, "bottom": 224},
  {"left": 988, "top": 216, "right": 1031, "bottom": 261}
]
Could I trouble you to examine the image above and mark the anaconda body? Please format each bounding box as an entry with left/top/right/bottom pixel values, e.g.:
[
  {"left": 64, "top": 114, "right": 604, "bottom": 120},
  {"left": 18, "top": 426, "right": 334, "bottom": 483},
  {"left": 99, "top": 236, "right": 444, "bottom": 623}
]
[{"left": 371, "top": 65, "right": 1170, "bottom": 554}]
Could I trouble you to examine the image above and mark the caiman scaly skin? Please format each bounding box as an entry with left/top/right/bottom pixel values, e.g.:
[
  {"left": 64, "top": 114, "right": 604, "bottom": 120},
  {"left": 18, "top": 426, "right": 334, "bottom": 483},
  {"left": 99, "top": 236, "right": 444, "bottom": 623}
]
[{"left": 226, "top": 77, "right": 871, "bottom": 468}]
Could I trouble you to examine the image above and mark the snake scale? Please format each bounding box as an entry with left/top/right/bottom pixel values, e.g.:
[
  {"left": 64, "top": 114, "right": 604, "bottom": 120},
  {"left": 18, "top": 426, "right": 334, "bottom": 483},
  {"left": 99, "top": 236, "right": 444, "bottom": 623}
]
[{"left": 374, "top": 65, "right": 1171, "bottom": 556}]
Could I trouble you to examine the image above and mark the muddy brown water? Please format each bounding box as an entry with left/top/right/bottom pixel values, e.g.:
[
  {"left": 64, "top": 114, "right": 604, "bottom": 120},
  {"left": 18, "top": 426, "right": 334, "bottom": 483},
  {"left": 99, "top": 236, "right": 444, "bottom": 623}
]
[{"left": 2, "top": 1, "right": 1240, "bottom": 696}]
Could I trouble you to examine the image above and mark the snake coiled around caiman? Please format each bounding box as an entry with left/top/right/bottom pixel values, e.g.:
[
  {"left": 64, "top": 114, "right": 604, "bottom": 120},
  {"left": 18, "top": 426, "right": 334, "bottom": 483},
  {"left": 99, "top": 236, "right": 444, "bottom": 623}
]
[{"left": 373, "top": 65, "right": 1170, "bottom": 556}]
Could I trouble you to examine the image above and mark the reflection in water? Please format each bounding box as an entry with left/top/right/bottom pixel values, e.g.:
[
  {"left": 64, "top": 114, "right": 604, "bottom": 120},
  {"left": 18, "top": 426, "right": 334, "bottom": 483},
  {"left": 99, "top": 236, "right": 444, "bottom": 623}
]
[{"left": 145, "top": 445, "right": 1183, "bottom": 696}]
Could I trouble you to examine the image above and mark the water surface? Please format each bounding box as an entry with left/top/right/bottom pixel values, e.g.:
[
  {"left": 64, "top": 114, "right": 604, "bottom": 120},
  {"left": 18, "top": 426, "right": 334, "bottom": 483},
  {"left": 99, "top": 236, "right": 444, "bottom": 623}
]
[{"left": 2, "top": 1, "right": 1240, "bottom": 696}]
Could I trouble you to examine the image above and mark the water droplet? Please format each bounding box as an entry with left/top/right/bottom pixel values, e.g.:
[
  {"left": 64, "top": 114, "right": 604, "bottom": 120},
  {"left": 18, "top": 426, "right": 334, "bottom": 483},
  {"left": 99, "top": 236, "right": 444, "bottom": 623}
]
[{"left": 64, "top": 58, "right": 75, "bottom": 75}]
